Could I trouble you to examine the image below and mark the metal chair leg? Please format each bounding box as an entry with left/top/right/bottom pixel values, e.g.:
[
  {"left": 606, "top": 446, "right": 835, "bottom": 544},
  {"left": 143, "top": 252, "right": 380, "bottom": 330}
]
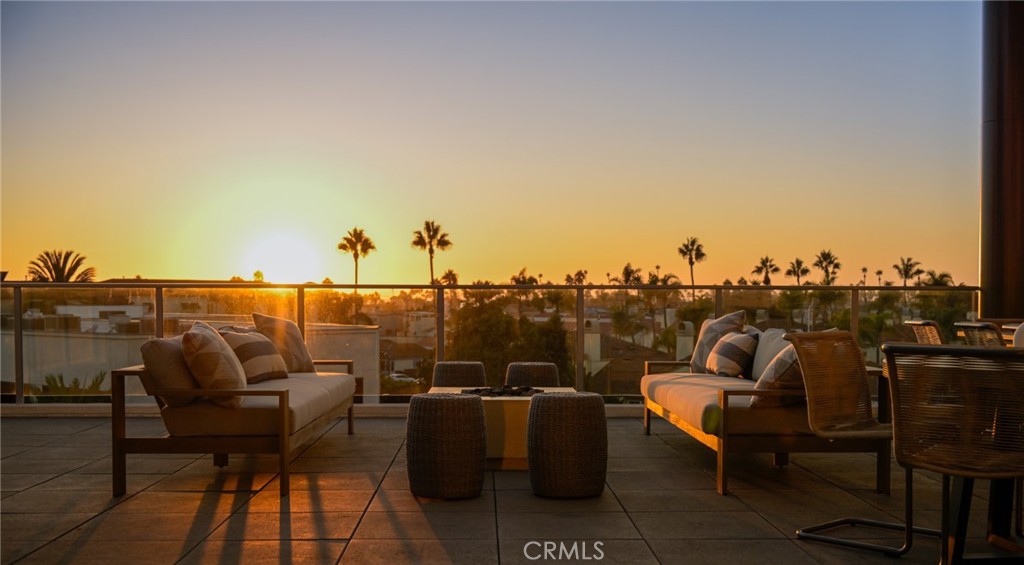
[{"left": 797, "top": 468, "right": 940, "bottom": 557}]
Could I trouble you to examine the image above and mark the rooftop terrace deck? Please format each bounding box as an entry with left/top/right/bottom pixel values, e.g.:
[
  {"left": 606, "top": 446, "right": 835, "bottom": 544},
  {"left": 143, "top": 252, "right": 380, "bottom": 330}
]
[{"left": 0, "top": 414, "right": 1010, "bottom": 564}]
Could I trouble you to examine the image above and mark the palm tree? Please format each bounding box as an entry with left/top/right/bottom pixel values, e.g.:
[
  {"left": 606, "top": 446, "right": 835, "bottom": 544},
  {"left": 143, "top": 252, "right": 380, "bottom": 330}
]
[
  {"left": 875, "top": 269, "right": 884, "bottom": 285},
  {"left": 564, "top": 270, "right": 588, "bottom": 285},
  {"left": 813, "top": 249, "right": 842, "bottom": 285},
  {"left": 411, "top": 220, "right": 452, "bottom": 283},
  {"left": 27, "top": 249, "right": 96, "bottom": 282},
  {"left": 337, "top": 227, "right": 376, "bottom": 285},
  {"left": 785, "top": 258, "right": 810, "bottom": 285},
  {"left": 751, "top": 256, "right": 780, "bottom": 285},
  {"left": 610, "top": 263, "right": 643, "bottom": 307},
  {"left": 677, "top": 237, "right": 706, "bottom": 302},
  {"left": 892, "top": 257, "right": 924, "bottom": 287},
  {"left": 860, "top": 266, "right": 868, "bottom": 286},
  {"left": 918, "top": 270, "right": 954, "bottom": 286},
  {"left": 439, "top": 269, "right": 459, "bottom": 286}
]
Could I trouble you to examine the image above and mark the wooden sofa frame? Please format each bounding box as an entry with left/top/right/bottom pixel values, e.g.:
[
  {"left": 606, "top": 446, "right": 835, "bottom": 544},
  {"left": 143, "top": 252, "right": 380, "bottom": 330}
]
[
  {"left": 642, "top": 361, "right": 891, "bottom": 496},
  {"left": 112, "top": 359, "right": 355, "bottom": 497}
]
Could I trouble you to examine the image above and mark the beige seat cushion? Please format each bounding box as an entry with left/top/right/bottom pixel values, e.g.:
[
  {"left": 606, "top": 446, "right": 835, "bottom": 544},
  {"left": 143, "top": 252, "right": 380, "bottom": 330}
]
[
  {"left": 640, "top": 373, "right": 811, "bottom": 436},
  {"left": 160, "top": 373, "right": 356, "bottom": 437}
]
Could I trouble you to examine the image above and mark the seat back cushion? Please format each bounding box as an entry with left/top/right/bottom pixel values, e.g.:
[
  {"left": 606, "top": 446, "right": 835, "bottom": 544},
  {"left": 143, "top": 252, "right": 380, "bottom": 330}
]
[
  {"left": 182, "top": 321, "right": 247, "bottom": 409},
  {"left": 140, "top": 335, "right": 199, "bottom": 407},
  {"left": 252, "top": 313, "right": 315, "bottom": 373},
  {"left": 690, "top": 311, "right": 746, "bottom": 373},
  {"left": 220, "top": 329, "right": 288, "bottom": 384},
  {"left": 706, "top": 331, "right": 760, "bottom": 378}
]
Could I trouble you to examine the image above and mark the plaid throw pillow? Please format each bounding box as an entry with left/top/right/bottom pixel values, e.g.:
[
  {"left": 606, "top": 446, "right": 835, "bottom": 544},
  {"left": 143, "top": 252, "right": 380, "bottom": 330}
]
[{"left": 706, "top": 331, "right": 760, "bottom": 379}]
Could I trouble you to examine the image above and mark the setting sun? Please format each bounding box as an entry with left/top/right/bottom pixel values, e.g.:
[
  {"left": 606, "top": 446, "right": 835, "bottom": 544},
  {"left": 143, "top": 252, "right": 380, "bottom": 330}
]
[{"left": 242, "top": 232, "right": 323, "bottom": 283}]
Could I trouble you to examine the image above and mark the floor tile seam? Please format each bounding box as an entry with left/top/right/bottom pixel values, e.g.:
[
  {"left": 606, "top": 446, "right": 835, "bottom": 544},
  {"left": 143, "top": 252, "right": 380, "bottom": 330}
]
[
  {"left": 605, "top": 480, "right": 663, "bottom": 561},
  {"left": 335, "top": 434, "right": 404, "bottom": 563}
]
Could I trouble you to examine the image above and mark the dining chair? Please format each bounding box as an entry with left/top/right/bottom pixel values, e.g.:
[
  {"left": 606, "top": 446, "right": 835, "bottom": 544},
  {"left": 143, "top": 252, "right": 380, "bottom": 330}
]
[
  {"left": 432, "top": 361, "right": 487, "bottom": 388},
  {"left": 505, "top": 362, "right": 560, "bottom": 388},
  {"left": 882, "top": 343, "right": 1024, "bottom": 564},
  {"left": 906, "top": 319, "right": 944, "bottom": 345},
  {"left": 786, "top": 331, "right": 939, "bottom": 556},
  {"left": 954, "top": 321, "right": 1005, "bottom": 347}
]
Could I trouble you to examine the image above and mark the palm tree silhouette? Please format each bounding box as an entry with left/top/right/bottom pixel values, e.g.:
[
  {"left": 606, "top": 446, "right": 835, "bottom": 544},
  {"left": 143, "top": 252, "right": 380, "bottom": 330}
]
[
  {"left": 411, "top": 220, "right": 452, "bottom": 284},
  {"left": 564, "top": 270, "right": 588, "bottom": 285},
  {"left": 785, "top": 258, "right": 809, "bottom": 285},
  {"left": 892, "top": 257, "right": 924, "bottom": 287},
  {"left": 27, "top": 249, "right": 96, "bottom": 282},
  {"left": 813, "top": 250, "right": 842, "bottom": 285},
  {"left": 677, "top": 237, "right": 706, "bottom": 302},
  {"left": 751, "top": 256, "right": 780, "bottom": 285},
  {"left": 439, "top": 269, "right": 459, "bottom": 286},
  {"left": 337, "top": 227, "right": 376, "bottom": 285},
  {"left": 919, "top": 270, "right": 954, "bottom": 286},
  {"left": 875, "top": 269, "right": 883, "bottom": 285}
]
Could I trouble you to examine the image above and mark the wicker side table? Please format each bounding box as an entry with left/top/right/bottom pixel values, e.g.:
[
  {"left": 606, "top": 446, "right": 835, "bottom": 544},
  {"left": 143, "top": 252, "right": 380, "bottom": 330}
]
[
  {"left": 406, "top": 393, "right": 486, "bottom": 499},
  {"left": 527, "top": 392, "right": 607, "bottom": 498}
]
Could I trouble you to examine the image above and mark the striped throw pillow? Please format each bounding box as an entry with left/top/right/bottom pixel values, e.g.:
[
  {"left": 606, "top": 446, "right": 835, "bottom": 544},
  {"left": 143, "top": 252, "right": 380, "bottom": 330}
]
[
  {"left": 252, "top": 313, "right": 315, "bottom": 373},
  {"left": 690, "top": 311, "right": 746, "bottom": 373},
  {"left": 181, "top": 321, "right": 247, "bottom": 408},
  {"left": 220, "top": 330, "right": 288, "bottom": 384},
  {"left": 706, "top": 331, "right": 760, "bottom": 378},
  {"left": 750, "top": 345, "right": 805, "bottom": 408}
]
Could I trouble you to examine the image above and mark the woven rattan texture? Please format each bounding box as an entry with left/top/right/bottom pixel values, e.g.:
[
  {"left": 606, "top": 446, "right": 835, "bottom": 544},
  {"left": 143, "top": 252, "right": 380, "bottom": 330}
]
[
  {"left": 527, "top": 392, "right": 607, "bottom": 498},
  {"left": 406, "top": 393, "right": 486, "bottom": 499},
  {"left": 906, "top": 320, "right": 944, "bottom": 345},
  {"left": 432, "top": 361, "right": 487, "bottom": 388},
  {"left": 505, "top": 362, "right": 560, "bottom": 388},
  {"left": 786, "top": 331, "right": 890, "bottom": 439},
  {"left": 957, "top": 322, "right": 1004, "bottom": 347},
  {"left": 883, "top": 344, "right": 1024, "bottom": 479}
]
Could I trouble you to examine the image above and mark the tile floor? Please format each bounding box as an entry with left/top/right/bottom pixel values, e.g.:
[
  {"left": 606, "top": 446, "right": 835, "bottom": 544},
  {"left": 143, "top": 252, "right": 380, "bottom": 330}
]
[{"left": 0, "top": 415, "right": 1018, "bottom": 564}]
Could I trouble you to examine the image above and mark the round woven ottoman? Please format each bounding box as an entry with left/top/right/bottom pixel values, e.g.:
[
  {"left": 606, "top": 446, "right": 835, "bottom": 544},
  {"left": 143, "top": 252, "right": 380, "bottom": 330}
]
[
  {"left": 505, "top": 362, "right": 560, "bottom": 388},
  {"left": 527, "top": 392, "right": 607, "bottom": 498},
  {"left": 406, "top": 393, "right": 486, "bottom": 499}
]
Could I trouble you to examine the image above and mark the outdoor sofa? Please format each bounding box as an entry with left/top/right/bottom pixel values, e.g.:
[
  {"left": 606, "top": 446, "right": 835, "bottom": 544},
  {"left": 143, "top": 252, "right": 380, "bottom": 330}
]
[
  {"left": 111, "top": 313, "right": 357, "bottom": 496},
  {"left": 641, "top": 312, "right": 891, "bottom": 495}
]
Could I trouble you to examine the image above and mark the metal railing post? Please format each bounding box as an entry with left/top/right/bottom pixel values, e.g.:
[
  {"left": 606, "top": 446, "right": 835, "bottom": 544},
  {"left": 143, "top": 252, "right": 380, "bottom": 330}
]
[
  {"left": 13, "top": 287, "right": 24, "bottom": 404},
  {"left": 850, "top": 288, "right": 860, "bottom": 338},
  {"left": 576, "top": 287, "right": 585, "bottom": 391},
  {"left": 297, "top": 286, "right": 305, "bottom": 338},
  {"left": 155, "top": 287, "right": 164, "bottom": 337},
  {"left": 435, "top": 287, "right": 445, "bottom": 361},
  {"left": 714, "top": 288, "right": 724, "bottom": 317}
]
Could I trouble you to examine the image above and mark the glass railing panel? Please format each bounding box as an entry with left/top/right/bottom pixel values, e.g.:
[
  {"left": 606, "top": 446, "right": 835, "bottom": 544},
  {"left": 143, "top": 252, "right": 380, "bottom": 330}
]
[
  {"left": 304, "top": 287, "right": 437, "bottom": 402},
  {"left": 1, "top": 285, "right": 14, "bottom": 398},
  {"left": 162, "top": 287, "right": 297, "bottom": 335},
  {"left": 443, "top": 286, "right": 575, "bottom": 390},
  {"left": 9, "top": 287, "right": 156, "bottom": 402},
  {"left": 858, "top": 287, "right": 978, "bottom": 361},
  {"left": 577, "top": 287, "right": 707, "bottom": 402},
  {"left": 722, "top": 287, "right": 852, "bottom": 333}
]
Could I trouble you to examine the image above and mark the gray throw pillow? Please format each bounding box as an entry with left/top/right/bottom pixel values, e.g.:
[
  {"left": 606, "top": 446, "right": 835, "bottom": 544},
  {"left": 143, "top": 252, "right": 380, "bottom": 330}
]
[
  {"left": 220, "top": 330, "right": 288, "bottom": 384},
  {"left": 140, "top": 336, "right": 200, "bottom": 407},
  {"left": 690, "top": 311, "right": 746, "bottom": 373},
  {"left": 751, "top": 328, "right": 789, "bottom": 381},
  {"left": 750, "top": 344, "right": 805, "bottom": 408},
  {"left": 252, "top": 312, "right": 315, "bottom": 373}
]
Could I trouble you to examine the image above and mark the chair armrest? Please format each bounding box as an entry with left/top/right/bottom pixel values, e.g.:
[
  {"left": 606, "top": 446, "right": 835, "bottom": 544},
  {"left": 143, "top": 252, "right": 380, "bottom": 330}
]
[
  {"left": 644, "top": 360, "right": 692, "bottom": 375},
  {"left": 313, "top": 359, "right": 354, "bottom": 374}
]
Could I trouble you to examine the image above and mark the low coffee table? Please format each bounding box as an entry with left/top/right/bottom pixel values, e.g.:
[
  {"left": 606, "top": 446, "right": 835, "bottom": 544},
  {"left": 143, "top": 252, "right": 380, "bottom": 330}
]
[{"left": 428, "top": 386, "right": 575, "bottom": 470}]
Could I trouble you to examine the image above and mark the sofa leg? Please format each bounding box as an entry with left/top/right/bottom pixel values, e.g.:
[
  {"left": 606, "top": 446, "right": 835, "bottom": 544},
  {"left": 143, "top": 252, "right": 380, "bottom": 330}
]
[
  {"left": 717, "top": 449, "right": 728, "bottom": 495},
  {"left": 773, "top": 453, "right": 790, "bottom": 467},
  {"left": 113, "top": 450, "right": 127, "bottom": 496},
  {"left": 643, "top": 408, "right": 651, "bottom": 436},
  {"left": 213, "top": 453, "right": 228, "bottom": 468},
  {"left": 347, "top": 406, "right": 354, "bottom": 435}
]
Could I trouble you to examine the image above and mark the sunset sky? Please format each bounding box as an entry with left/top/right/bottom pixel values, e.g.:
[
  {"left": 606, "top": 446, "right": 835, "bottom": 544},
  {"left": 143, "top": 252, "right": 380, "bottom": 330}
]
[{"left": 1, "top": 1, "right": 983, "bottom": 286}]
